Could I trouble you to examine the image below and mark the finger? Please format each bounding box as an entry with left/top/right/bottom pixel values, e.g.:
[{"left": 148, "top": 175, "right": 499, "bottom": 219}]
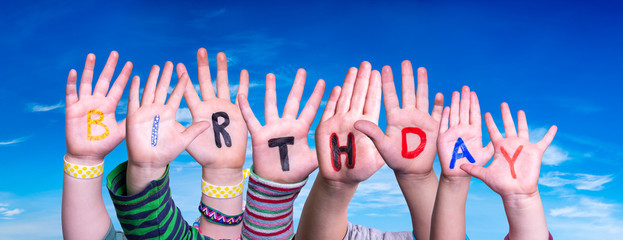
[
  {"left": 350, "top": 61, "right": 372, "bottom": 113},
  {"left": 264, "top": 73, "right": 279, "bottom": 123},
  {"left": 501, "top": 102, "right": 517, "bottom": 138},
  {"left": 354, "top": 120, "right": 390, "bottom": 153},
  {"left": 401, "top": 60, "right": 416, "bottom": 109},
  {"left": 238, "top": 94, "right": 262, "bottom": 133},
  {"left": 439, "top": 106, "right": 450, "bottom": 134},
  {"left": 235, "top": 69, "right": 249, "bottom": 105},
  {"left": 431, "top": 92, "right": 444, "bottom": 123},
  {"left": 460, "top": 164, "right": 487, "bottom": 182},
  {"left": 166, "top": 72, "right": 188, "bottom": 110},
  {"left": 216, "top": 52, "right": 231, "bottom": 100},
  {"left": 470, "top": 91, "right": 482, "bottom": 128},
  {"left": 141, "top": 65, "right": 160, "bottom": 105},
  {"left": 196, "top": 48, "right": 216, "bottom": 99},
  {"left": 177, "top": 63, "right": 201, "bottom": 110},
  {"left": 298, "top": 79, "right": 326, "bottom": 124},
  {"left": 364, "top": 70, "right": 382, "bottom": 120},
  {"left": 128, "top": 76, "right": 140, "bottom": 114},
  {"left": 181, "top": 121, "right": 211, "bottom": 147},
  {"left": 154, "top": 61, "right": 174, "bottom": 104},
  {"left": 106, "top": 61, "right": 133, "bottom": 104},
  {"left": 320, "top": 86, "right": 341, "bottom": 122},
  {"left": 449, "top": 91, "right": 460, "bottom": 127},
  {"left": 335, "top": 67, "right": 358, "bottom": 113},
  {"left": 381, "top": 66, "right": 399, "bottom": 111},
  {"left": 537, "top": 125, "right": 558, "bottom": 150},
  {"left": 459, "top": 86, "right": 470, "bottom": 125},
  {"left": 93, "top": 51, "right": 119, "bottom": 96},
  {"left": 78, "top": 53, "right": 95, "bottom": 98},
  {"left": 66, "top": 69, "right": 78, "bottom": 105},
  {"left": 416, "top": 67, "right": 429, "bottom": 112},
  {"left": 517, "top": 110, "right": 529, "bottom": 140},
  {"left": 484, "top": 112, "right": 503, "bottom": 142},
  {"left": 283, "top": 68, "right": 307, "bottom": 118}
]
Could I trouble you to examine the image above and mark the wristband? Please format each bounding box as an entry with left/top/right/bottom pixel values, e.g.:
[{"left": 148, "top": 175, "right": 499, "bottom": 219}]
[
  {"left": 201, "top": 168, "right": 250, "bottom": 199},
  {"left": 192, "top": 217, "right": 242, "bottom": 240},
  {"left": 64, "top": 156, "right": 104, "bottom": 179},
  {"left": 199, "top": 201, "right": 244, "bottom": 226}
]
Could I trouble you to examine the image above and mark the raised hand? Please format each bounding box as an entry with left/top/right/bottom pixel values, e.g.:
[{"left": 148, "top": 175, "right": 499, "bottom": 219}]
[
  {"left": 461, "top": 103, "right": 557, "bottom": 198},
  {"left": 355, "top": 61, "right": 444, "bottom": 176},
  {"left": 315, "top": 62, "right": 384, "bottom": 184},
  {"left": 176, "top": 48, "right": 248, "bottom": 170},
  {"left": 239, "top": 69, "right": 325, "bottom": 183},
  {"left": 65, "top": 51, "right": 132, "bottom": 164},
  {"left": 437, "top": 86, "right": 493, "bottom": 178},
  {"left": 126, "top": 62, "right": 210, "bottom": 180}
]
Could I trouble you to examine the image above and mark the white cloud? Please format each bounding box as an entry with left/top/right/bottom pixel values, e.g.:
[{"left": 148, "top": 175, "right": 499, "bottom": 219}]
[
  {"left": 1, "top": 208, "right": 24, "bottom": 217},
  {"left": 550, "top": 197, "right": 615, "bottom": 218},
  {"left": 539, "top": 171, "right": 613, "bottom": 191},
  {"left": 0, "top": 137, "right": 27, "bottom": 146},
  {"left": 176, "top": 107, "right": 193, "bottom": 123},
  {"left": 542, "top": 145, "right": 570, "bottom": 165},
  {"left": 29, "top": 101, "right": 64, "bottom": 112}
]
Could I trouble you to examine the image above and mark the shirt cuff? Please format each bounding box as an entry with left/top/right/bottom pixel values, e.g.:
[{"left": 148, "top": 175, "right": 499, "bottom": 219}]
[{"left": 242, "top": 166, "right": 307, "bottom": 240}]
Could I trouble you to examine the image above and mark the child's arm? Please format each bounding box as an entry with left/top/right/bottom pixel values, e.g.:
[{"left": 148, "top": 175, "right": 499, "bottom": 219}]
[
  {"left": 431, "top": 87, "right": 494, "bottom": 240},
  {"left": 297, "top": 62, "right": 385, "bottom": 240},
  {"left": 354, "top": 61, "right": 443, "bottom": 240},
  {"left": 460, "top": 103, "right": 557, "bottom": 240},
  {"left": 237, "top": 69, "right": 325, "bottom": 239},
  {"left": 111, "top": 62, "right": 211, "bottom": 239},
  {"left": 176, "top": 49, "right": 249, "bottom": 239},
  {"left": 62, "top": 51, "right": 132, "bottom": 240}
]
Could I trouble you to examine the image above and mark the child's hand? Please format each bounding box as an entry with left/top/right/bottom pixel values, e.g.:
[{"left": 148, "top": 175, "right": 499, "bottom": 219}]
[
  {"left": 315, "top": 62, "right": 384, "bottom": 185},
  {"left": 239, "top": 69, "right": 325, "bottom": 183},
  {"left": 460, "top": 103, "right": 557, "bottom": 198},
  {"left": 65, "top": 51, "right": 132, "bottom": 164},
  {"left": 126, "top": 62, "right": 210, "bottom": 169},
  {"left": 437, "top": 86, "right": 493, "bottom": 179},
  {"left": 175, "top": 49, "right": 248, "bottom": 170},
  {"left": 355, "top": 61, "right": 444, "bottom": 177}
]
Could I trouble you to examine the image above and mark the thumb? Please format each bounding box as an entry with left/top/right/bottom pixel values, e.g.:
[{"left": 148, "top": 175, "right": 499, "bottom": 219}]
[
  {"left": 460, "top": 164, "right": 487, "bottom": 181},
  {"left": 354, "top": 120, "right": 389, "bottom": 152},
  {"left": 180, "top": 121, "right": 211, "bottom": 146}
]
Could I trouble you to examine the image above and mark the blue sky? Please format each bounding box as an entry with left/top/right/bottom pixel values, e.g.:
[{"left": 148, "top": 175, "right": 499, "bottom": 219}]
[{"left": 1, "top": 0, "right": 622, "bottom": 239}]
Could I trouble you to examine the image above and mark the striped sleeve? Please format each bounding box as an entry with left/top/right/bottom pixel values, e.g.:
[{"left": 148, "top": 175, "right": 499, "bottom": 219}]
[
  {"left": 106, "top": 161, "right": 207, "bottom": 240},
  {"left": 242, "top": 167, "right": 307, "bottom": 240}
]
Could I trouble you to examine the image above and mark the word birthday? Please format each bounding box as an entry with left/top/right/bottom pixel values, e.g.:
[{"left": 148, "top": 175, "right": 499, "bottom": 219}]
[
  {"left": 151, "top": 115, "right": 160, "bottom": 147},
  {"left": 268, "top": 136, "right": 295, "bottom": 171},
  {"left": 212, "top": 112, "right": 232, "bottom": 148},
  {"left": 500, "top": 145, "right": 523, "bottom": 179},
  {"left": 401, "top": 127, "right": 427, "bottom": 159},
  {"left": 450, "top": 137, "right": 475, "bottom": 169}
]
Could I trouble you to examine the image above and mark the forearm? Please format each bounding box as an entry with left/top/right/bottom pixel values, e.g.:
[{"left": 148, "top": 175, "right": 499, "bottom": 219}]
[
  {"left": 108, "top": 161, "right": 206, "bottom": 240},
  {"left": 395, "top": 170, "right": 438, "bottom": 240},
  {"left": 61, "top": 155, "right": 111, "bottom": 240},
  {"left": 242, "top": 167, "right": 307, "bottom": 240},
  {"left": 431, "top": 176, "right": 470, "bottom": 240},
  {"left": 503, "top": 192, "right": 549, "bottom": 240},
  {"left": 200, "top": 167, "right": 244, "bottom": 239},
  {"left": 296, "top": 175, "right": 357, "bottom": 240}
]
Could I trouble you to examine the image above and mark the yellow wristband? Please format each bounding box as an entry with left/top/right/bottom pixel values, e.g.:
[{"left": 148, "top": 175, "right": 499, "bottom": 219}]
[
  {"left": 201, "top": 169, "right": 250, "bottom": 199},
  {"left": 64, "top": 156, "right": 104, "bottom": 179}
]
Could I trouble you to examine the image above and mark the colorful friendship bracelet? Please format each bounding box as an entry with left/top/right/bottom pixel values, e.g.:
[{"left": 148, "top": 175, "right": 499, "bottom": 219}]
[
  {"left": 192, "top": 217, "right": 243, "bottom": 240},
  {"left": 63, "top": 156, "right": 104, "bottom": 179},
  {"left": 201, "top": 168, "right": 250, "bottom": 199},
  {"left": 199, "top": 201, "right": 244, "bottom": 226}
]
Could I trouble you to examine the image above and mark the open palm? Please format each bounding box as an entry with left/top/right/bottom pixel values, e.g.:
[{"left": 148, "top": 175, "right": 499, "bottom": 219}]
[
  {"left": 126, "top": 62, "right": 210, "bottom": 167},
  {"left": 437, "top": 86, "right": 493, "bottom": 178},
  {"left": 461, "top": 103, "right": 557, "bottom": 197},
  {"left": 239, "top": 69, "right": 325, "bottom": 183},
  {"left": 316, "top": 62, "right": 384, "bottom": 184},
  {"left": 355, "top": 61, "right": 444, "bottom": 175},
  {"left": 65, "top": 51, "right": 132, "bottom": 161},
  {"left": 176, "top": 49, "right": 247, "bottom": 170}
]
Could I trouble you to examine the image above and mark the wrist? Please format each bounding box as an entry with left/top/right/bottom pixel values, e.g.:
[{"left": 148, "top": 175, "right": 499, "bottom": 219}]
[
  {"left": 439, "top": 174, "right": 472, "bottom": 184},
  {"left": 501, "top": 191, "right": 542, "bottom": 210},
  {"left": 126, "top": 162, "right": 167, "bottom": 195},
  {"left": 319, "top": 175, "right": 359, "bottom": 193},
  {"left": 65, "top": 153, "right": 104, "bottom": 165},
  {"left": 395, "top": 169, "right": 437, "bottom": 182},
  {"left": 202, "top": 167, "right": 244, "bottom": 186}
]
